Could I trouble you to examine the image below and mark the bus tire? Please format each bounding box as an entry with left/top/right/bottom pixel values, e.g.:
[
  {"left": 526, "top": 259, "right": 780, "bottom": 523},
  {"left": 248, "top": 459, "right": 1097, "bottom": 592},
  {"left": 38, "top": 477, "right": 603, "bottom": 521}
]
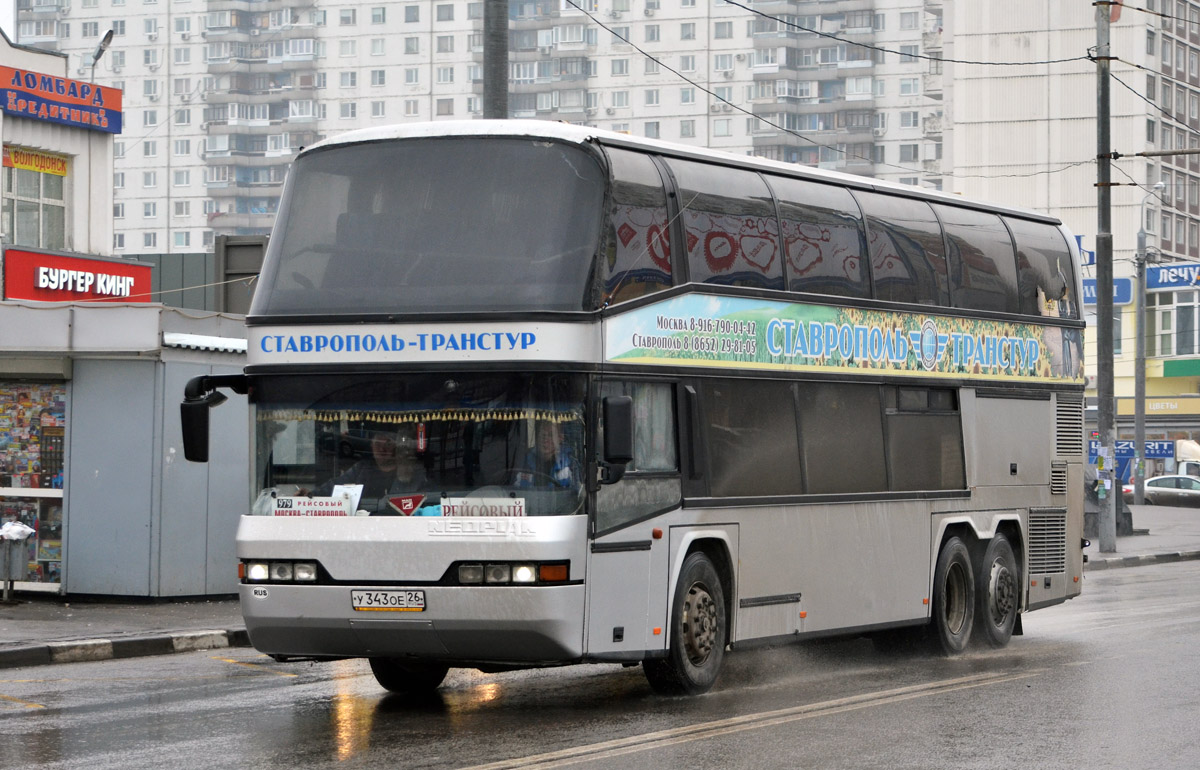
[
  {"left": 368, "top": 658, "right": 449, "bottom": 694},
  {"left": 931, "top": 536, "right": 974, "bottom": 655},
  {"left": 643, "top": 552, "right": 727, "bottom": 696},
  {"left": 974, "top": 535, "right": 1019, "bottom": 648}
]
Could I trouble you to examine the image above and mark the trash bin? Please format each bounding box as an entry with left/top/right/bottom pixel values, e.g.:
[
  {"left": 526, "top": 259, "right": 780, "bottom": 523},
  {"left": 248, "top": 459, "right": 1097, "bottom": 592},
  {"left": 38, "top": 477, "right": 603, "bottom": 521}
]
[{"left": 0, "top": 522, "right": 34, "bottom": 600}]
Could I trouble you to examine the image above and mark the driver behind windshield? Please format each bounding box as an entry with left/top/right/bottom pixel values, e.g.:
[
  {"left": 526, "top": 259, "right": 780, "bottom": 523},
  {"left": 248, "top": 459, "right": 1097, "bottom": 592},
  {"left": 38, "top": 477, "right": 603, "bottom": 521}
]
[
  {"left": 514, "top": 421, "right": 580, "bottom": 490},
  {"left": 311, "top": 422, "right": 430, "bottom": 500}
]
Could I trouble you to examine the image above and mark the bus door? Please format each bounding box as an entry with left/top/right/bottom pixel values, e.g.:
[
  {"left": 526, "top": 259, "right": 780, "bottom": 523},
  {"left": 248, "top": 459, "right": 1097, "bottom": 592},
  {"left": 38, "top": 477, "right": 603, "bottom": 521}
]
[{"left": 585, "top": 381, "right": 682, "bottom": 657}]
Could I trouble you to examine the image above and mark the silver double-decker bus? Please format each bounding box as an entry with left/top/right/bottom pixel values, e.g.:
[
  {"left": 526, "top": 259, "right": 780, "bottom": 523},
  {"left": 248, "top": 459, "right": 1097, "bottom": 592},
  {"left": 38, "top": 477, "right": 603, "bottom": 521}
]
[{"left": 183, "top": 120, "right": 1086, "bottom": 696}]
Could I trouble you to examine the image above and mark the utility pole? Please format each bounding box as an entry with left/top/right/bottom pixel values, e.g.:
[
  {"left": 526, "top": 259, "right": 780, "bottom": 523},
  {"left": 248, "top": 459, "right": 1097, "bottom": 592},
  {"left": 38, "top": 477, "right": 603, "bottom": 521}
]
[
  {"left": 483, "top": 0, "right": 508, "bottom": 119},
  {"left": 1095, "top": 2, "right": 1117, "bottom": 552},
  {"left": 1134, "top": 182, "right": 1164, "bottom": 507}
]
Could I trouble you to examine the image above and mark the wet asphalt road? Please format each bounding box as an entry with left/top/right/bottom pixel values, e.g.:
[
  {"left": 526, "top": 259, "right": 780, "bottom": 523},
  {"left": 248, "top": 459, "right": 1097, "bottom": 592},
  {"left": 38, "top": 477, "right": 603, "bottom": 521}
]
[{"left": 1, "top": 561, "right": 1197, "bottom": 770}]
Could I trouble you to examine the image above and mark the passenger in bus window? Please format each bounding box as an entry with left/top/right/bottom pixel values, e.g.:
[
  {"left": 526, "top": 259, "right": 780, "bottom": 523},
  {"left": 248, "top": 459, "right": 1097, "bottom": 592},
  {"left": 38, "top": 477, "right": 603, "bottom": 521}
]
[
  {"left": 309, "top": 422, "right": 428, "bottom": 499},
  {"left": 514, "top": 421, "right": 579, "bottom": 490}
]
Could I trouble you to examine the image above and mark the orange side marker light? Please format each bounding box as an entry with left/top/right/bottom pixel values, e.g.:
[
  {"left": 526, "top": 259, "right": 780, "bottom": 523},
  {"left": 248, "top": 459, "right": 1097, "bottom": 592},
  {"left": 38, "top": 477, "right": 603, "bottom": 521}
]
[{"left": 652, "top": 627, "right": 662, "bottom": 636}]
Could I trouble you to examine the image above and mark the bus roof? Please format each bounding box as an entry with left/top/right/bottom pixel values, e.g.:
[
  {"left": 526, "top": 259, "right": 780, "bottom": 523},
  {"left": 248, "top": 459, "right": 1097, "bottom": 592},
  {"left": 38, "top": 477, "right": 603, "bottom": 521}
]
[{"left": 300, "top": 119, "right": 1061, "bottom": 226}]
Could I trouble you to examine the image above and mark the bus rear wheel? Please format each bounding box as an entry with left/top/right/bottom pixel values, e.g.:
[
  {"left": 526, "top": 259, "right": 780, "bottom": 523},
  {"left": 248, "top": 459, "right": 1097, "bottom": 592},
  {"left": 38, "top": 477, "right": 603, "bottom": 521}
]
[
  {"left": 931, "top": 536, "right": 975, "bottom": 655},
  {"left": 643, "top": 552, "right": 726, "bottom": 696},
  {"left": 974, "top": 535, "right": 1019, "bottom": 648},
  {"left": 368, "top": 658, "right": 449, "bottom": 694}
]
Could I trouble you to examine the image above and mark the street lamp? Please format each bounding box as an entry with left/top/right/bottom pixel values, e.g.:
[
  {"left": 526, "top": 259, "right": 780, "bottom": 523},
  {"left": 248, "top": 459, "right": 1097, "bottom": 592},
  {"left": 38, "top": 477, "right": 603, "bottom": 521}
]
[
  {"left": 90, "top": 29, "right": 114, "bottom": 83},
  {"left": 1134, "top": 180, "right": 1166, "bottom": 506}
]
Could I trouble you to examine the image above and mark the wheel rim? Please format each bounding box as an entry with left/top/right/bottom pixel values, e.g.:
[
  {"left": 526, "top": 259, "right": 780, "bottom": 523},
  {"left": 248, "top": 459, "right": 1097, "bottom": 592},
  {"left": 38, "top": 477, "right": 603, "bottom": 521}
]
[
  {"left": 681, "top": 582, "right": 718, "bottom": 666},
  {"left": 987, "top": 559, "right": 1016, "bottom": 627},
  {"left": 943, "top": 561, "right": 969, "bottom": 635}
]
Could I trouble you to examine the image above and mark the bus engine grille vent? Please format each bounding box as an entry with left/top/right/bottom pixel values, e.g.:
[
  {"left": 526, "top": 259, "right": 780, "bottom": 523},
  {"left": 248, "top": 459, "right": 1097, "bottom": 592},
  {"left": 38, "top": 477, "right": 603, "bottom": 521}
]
[
  {"left": 1055, "top": 397, "right": 1084, "bottom": 457},
  {"left": 1028, "top": 509, "right": 1068, "bottom": 573},
  {"left": 1050, "top": 462, "right": 1068, "bottom": 495}
]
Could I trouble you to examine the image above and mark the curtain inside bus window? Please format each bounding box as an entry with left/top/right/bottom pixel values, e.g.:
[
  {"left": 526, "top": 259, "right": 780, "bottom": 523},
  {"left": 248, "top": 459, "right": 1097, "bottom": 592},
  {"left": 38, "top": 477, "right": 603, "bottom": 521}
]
[
  {"left": 594, "top": 381, "right": 681, "bottom": 533},
  {"left": 855, "top": 191, "right": 949, "bottom": 306},
  {"left": 700, "top": 379, "right": 802, "bottom": 497},
  {"left": 664, "top": 158, "right": 784, "bottom": 290},
  {"left": 796, "top": 383, "right": 886, "bottom": 494},
  {"left": 882, "top": 387, "right": 965, "bottom": 492},
  {"left": 1004, "top": 218, "right": 1080, "bottom": 319},
  {"left": 933, "top": 204, "right": 1019, "bottom": 314},
  {"left": 600, "top": 149, "right": 673, "bottom": 307},
  {"left": 769, "top": 176, "right": 870, "bottom": 299},
  {"left": 251, "top": 138, "right": 606, "bottom": 315}
]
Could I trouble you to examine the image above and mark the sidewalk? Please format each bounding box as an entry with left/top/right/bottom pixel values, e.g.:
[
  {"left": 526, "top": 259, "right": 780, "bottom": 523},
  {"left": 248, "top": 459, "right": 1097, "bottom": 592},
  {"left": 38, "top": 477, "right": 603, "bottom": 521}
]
[{"left": 0, "top": 505, "right": 1196, "bottom": 670}]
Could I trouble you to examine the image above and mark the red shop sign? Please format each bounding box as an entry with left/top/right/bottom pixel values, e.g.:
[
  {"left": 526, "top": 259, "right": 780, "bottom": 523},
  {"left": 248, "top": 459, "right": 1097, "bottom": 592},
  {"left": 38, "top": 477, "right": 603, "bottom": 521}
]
[{"left": 3, "top": 248, "right": 153, "bottom": 303}]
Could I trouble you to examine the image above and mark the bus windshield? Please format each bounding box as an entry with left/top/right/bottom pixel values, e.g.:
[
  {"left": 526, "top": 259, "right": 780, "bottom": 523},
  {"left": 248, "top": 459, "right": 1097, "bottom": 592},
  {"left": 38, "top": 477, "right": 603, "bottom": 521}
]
[
  {"left": 251, "top": 137, "right": 607, "bottom": 316},
  {"left": 252, "top": 372, "right": 587, "bottom": 517}
]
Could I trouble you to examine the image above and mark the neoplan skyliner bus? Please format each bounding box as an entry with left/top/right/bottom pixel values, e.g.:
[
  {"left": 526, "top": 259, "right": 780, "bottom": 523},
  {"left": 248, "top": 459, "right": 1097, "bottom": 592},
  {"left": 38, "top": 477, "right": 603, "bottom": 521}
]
[{"left": 182, "top": 120, "right": 1086, "bottom": 696}]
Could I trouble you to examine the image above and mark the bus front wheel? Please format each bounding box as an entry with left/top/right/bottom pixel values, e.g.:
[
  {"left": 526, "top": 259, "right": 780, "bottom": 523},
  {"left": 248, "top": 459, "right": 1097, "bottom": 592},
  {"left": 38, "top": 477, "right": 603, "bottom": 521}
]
[
  {"left": 931, "top": 536, "right": 975, "bottom": 655},
  {"left": 974, "top": 535, "right": 1018, "bottom": 648},
  {"left": 643, "top": 551, "right": 726, "bottom": 696},
  {"left": 368, "top": 658, "right": 449, "bottom": 694}
]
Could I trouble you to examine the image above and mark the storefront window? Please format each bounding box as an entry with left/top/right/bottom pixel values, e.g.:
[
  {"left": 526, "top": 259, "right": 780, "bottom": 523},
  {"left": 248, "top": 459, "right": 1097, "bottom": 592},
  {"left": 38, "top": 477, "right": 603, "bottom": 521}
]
[
  {"left": 2, "top": 156, "right": 68, "bottom": 251},
  {"left": 0, "top": 384, "right": 66, "bottom": 585}
]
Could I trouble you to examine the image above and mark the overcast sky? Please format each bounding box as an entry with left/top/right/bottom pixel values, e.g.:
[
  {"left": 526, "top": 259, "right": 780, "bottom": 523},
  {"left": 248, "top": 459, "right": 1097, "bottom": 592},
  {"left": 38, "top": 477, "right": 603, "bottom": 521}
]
[{"left": 0, "top": 1, "right": 14, "bottom": 40}]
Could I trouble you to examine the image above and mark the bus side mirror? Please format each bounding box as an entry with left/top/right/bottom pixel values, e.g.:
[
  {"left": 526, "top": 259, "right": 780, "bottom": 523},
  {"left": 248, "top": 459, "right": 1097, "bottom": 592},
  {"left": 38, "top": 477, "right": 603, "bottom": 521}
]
[
  {"left": 181, "top": 374, "right": 246, "bottom": 463},
  {"left": 600, "top": 395, "right": 634, "bottom": 485}
]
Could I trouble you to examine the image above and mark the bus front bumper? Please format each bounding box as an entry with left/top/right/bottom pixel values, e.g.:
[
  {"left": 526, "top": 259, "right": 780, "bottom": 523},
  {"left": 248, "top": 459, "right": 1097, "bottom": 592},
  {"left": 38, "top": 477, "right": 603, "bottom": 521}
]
[{"left": 239, "top": 582, "right": 586, "bottom": 664}]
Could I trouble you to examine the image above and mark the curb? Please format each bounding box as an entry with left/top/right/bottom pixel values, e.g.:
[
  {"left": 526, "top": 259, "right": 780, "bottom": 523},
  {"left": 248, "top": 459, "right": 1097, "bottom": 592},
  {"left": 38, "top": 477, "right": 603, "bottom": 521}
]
[
  {"left": 1084, "top": 550, "right": 1200, "bottom": 572},
  {"left": 0, "top": 628, "right": 250, "bottom": 670}
]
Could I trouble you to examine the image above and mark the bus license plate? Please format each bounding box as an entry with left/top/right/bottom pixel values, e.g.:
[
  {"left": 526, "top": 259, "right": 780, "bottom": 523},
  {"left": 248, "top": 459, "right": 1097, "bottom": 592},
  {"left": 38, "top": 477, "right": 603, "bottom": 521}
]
[{"left": 351, "top": 590, "right": 426, "bottom": 612}]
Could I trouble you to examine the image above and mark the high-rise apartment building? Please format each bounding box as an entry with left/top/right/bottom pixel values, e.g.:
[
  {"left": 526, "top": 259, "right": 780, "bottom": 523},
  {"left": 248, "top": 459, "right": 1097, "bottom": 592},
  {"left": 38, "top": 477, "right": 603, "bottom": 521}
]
[{"left": 15, "top": 0, "right": 946, "bottom": 256}]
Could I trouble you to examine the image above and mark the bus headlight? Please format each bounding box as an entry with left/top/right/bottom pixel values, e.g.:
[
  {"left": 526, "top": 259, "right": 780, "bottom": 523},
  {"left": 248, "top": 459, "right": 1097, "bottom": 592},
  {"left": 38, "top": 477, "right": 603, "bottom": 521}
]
[
  {"left": 269, "top": 562, "right": 293, "bottom": 581},
  {"left": 458, "top": 564, "right": 484, "bottom": 584},
  {"left": 484, "top": 564, "right": 511, "bottom": 584},
  {"left": 293, "top": 562, "right": 318, "bottom": 582},
  {"left": 246, "top": 562, "right": 270, "bottom": 582},
  {"left": 512, "top": 564, "right": 537, "bottom": 583}
]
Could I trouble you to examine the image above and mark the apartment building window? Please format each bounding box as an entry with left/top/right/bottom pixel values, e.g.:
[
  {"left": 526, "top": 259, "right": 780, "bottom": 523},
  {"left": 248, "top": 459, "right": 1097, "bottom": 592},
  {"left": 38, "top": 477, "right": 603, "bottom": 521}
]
[
  {"left": 174, "top": 232, "right": 191, "bottom": 249},
  {"left": 899, "top": 144, "right": 919, "bottom": 162},
  {"left": 405, "top": 37, "right": 419, "bottom": 54},
  {"left": 371, "top": 7, "right": 386, "bottom": 24},
  {"left": 437, "top": 66, "right": 454, "bottom": 83},
  {"left": 612, "top": 26, "right": 630, "bottom": 43},
  {"left": 900, "top": 110, "right": 919, "bottom": 128},
  {"left": 681, "top": 87, "right": 695, "bottom": 104},
  {"left": 340, "top": 102, "right": 357, "bottom": 118},
  {"left": 644, "top": 122, "right": 660, "bottom": 139},
  {"left": 174, "top": 170, "right": 190, "bottom": 187},
  {"left": 680, "top": 119, "right": 695, "bottom": 138},
  {"left": 83, "top": 22, "right": 99, "bottom": 37},
  {"left": 874, "top": 13, "right": 886, "bottom": 30},
  {"left": 143, "top": 171, "right": 157, "bottom": 187},
  {"left": 114, "top": 202, "right": 125, "bottom": 220},
  {"left": 113, "top": 20, "right": 125, "bottom": 36},
  {"left": 645, "top": 59, "right": 659, "bottom": 75},
  {"left": 406, "top": 6, "right": 419, "bottom": 22},
  {"left": 900, "top": 12, "right": 919, "bottom": 30},
  {"left": 340, "top": 71, "right": 357, "bottom": 87},
  {"left": 144, "top": 19, "right": 157, "bottom": 36},
  {"left": 714, "top": 21, "right": 733, "bottom": 39},
  {"left": 144, "top": 48, "right": 159, "bottom": 67},
  {"left": 340, "top": 9, "right": 356, "bottom": 25},
  {"left": 899, "top": 45, "right": 919, "bottom": 63},
  {"left": 144, "top": 233, "right": 157, "bottom": 249},
  {"left": 114, "top": 172, "right": 125, "bottom": 189},
  {"left": 174, "top": 139, "right": 190, "bottom": 157},
  {"left": 612, "top": 59, "right": 629, "bottom": 76},
  {"left": 372, "top": 39, "right": 385, "bottom": 55},
  {"left": 612, "top": 91, "right": 629, "bottom": 107},
  {"left": 713, "top": 118, "right": 731, "bottom": 137},
  {"left": 143, "top": 110, "right": 158, "bottom": 127},
  {"left": 143, "top": 141, "right": 157, "bottom": 159},
  {"left": 175, "top": 48, "right": 190, "bottom": 65},
  {"left": 371, "top": 101, "right": 386, "bottom": 117},
  {"left": 715, "top": 86, "right": 732, "bottom": 103},
  {"left": 680, "top": 54, "right": 695, "bottom": 72},
  {"left": 340, "top": 40, "right": 357, "bottom": 56},
  {"left": 405, "top": 100, "right": 419, "bottom": 116},
  {"left": 405, "top": 68, "right": 419, "bottom": 84},
  {"left": 900, "top": 78, "right": 919, "bottom": 95},
  {"left": 645, "top": 89, "right": 660, "bottom": 106},
  {"left": 437, "top": 4, "right": 454, "bottom": 21},
  {"left": 371, "top": 69, "right": 386, "bottom": 86},
  {"left": 645, "top": 25, "right": 659, "bottom": 43},
  {"left": 437, "top": 98, "right": 454, "bottom": 116},
  {"left": 114, "top": 234, "right": 125, "bottom": 250},
  {"left": 144, "top": 202, "right": 157, "bottom": 218},
  {"left": 714, "top": 54, "right": 733, "bottom": 71},
  {"left": 681, "top": 23, "right": 695, "bottom": 41},
  {"left": 437, "top": 36, "right": 454, "bottom": 53}
]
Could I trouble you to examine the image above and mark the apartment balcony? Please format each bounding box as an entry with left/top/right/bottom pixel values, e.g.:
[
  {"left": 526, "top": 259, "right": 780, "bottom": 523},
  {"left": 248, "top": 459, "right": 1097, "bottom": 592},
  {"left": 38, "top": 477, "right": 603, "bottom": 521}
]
[
  {"left": 206, "top": 180, "right": 286, "bottom": 199},
  {"left": 923, "top": 114, "right": 943, "bottom": 136},
  {"left": 207, "top": 212, "right": 278, "bottom": 231}
]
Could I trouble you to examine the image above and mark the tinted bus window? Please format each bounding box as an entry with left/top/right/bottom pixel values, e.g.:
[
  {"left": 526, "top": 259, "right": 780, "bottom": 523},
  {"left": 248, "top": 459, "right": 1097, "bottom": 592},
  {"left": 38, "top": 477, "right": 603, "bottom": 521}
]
[
  {"left": 601, "top": 149, "right": 673, "bottom": 307},
  {"left": 883, "top": 387, "right": 965, "bottom": 491},
  {"left": 770, "top": 176, "right": 870, "bottom": 299},
  {"left": 252, "top": 138, "right": 605, "bottom": 316},
  {"left": 665, "top": 159, "right": 784, "bottom": 290},
  {"left": 702, "top": 379, "right": 802, "bottom": 497},
  {"left": 796, "top": 382, "right": 887, "bottom": 494},
  {"left": 1006, "top": 217, "right": 1080, "bottom": 319},
  {"left": 934, "top": 204, "right": 1019, "bottom": 314},
  {"left": 856, "top": 191, "right": 949, "bottom": 306}
]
